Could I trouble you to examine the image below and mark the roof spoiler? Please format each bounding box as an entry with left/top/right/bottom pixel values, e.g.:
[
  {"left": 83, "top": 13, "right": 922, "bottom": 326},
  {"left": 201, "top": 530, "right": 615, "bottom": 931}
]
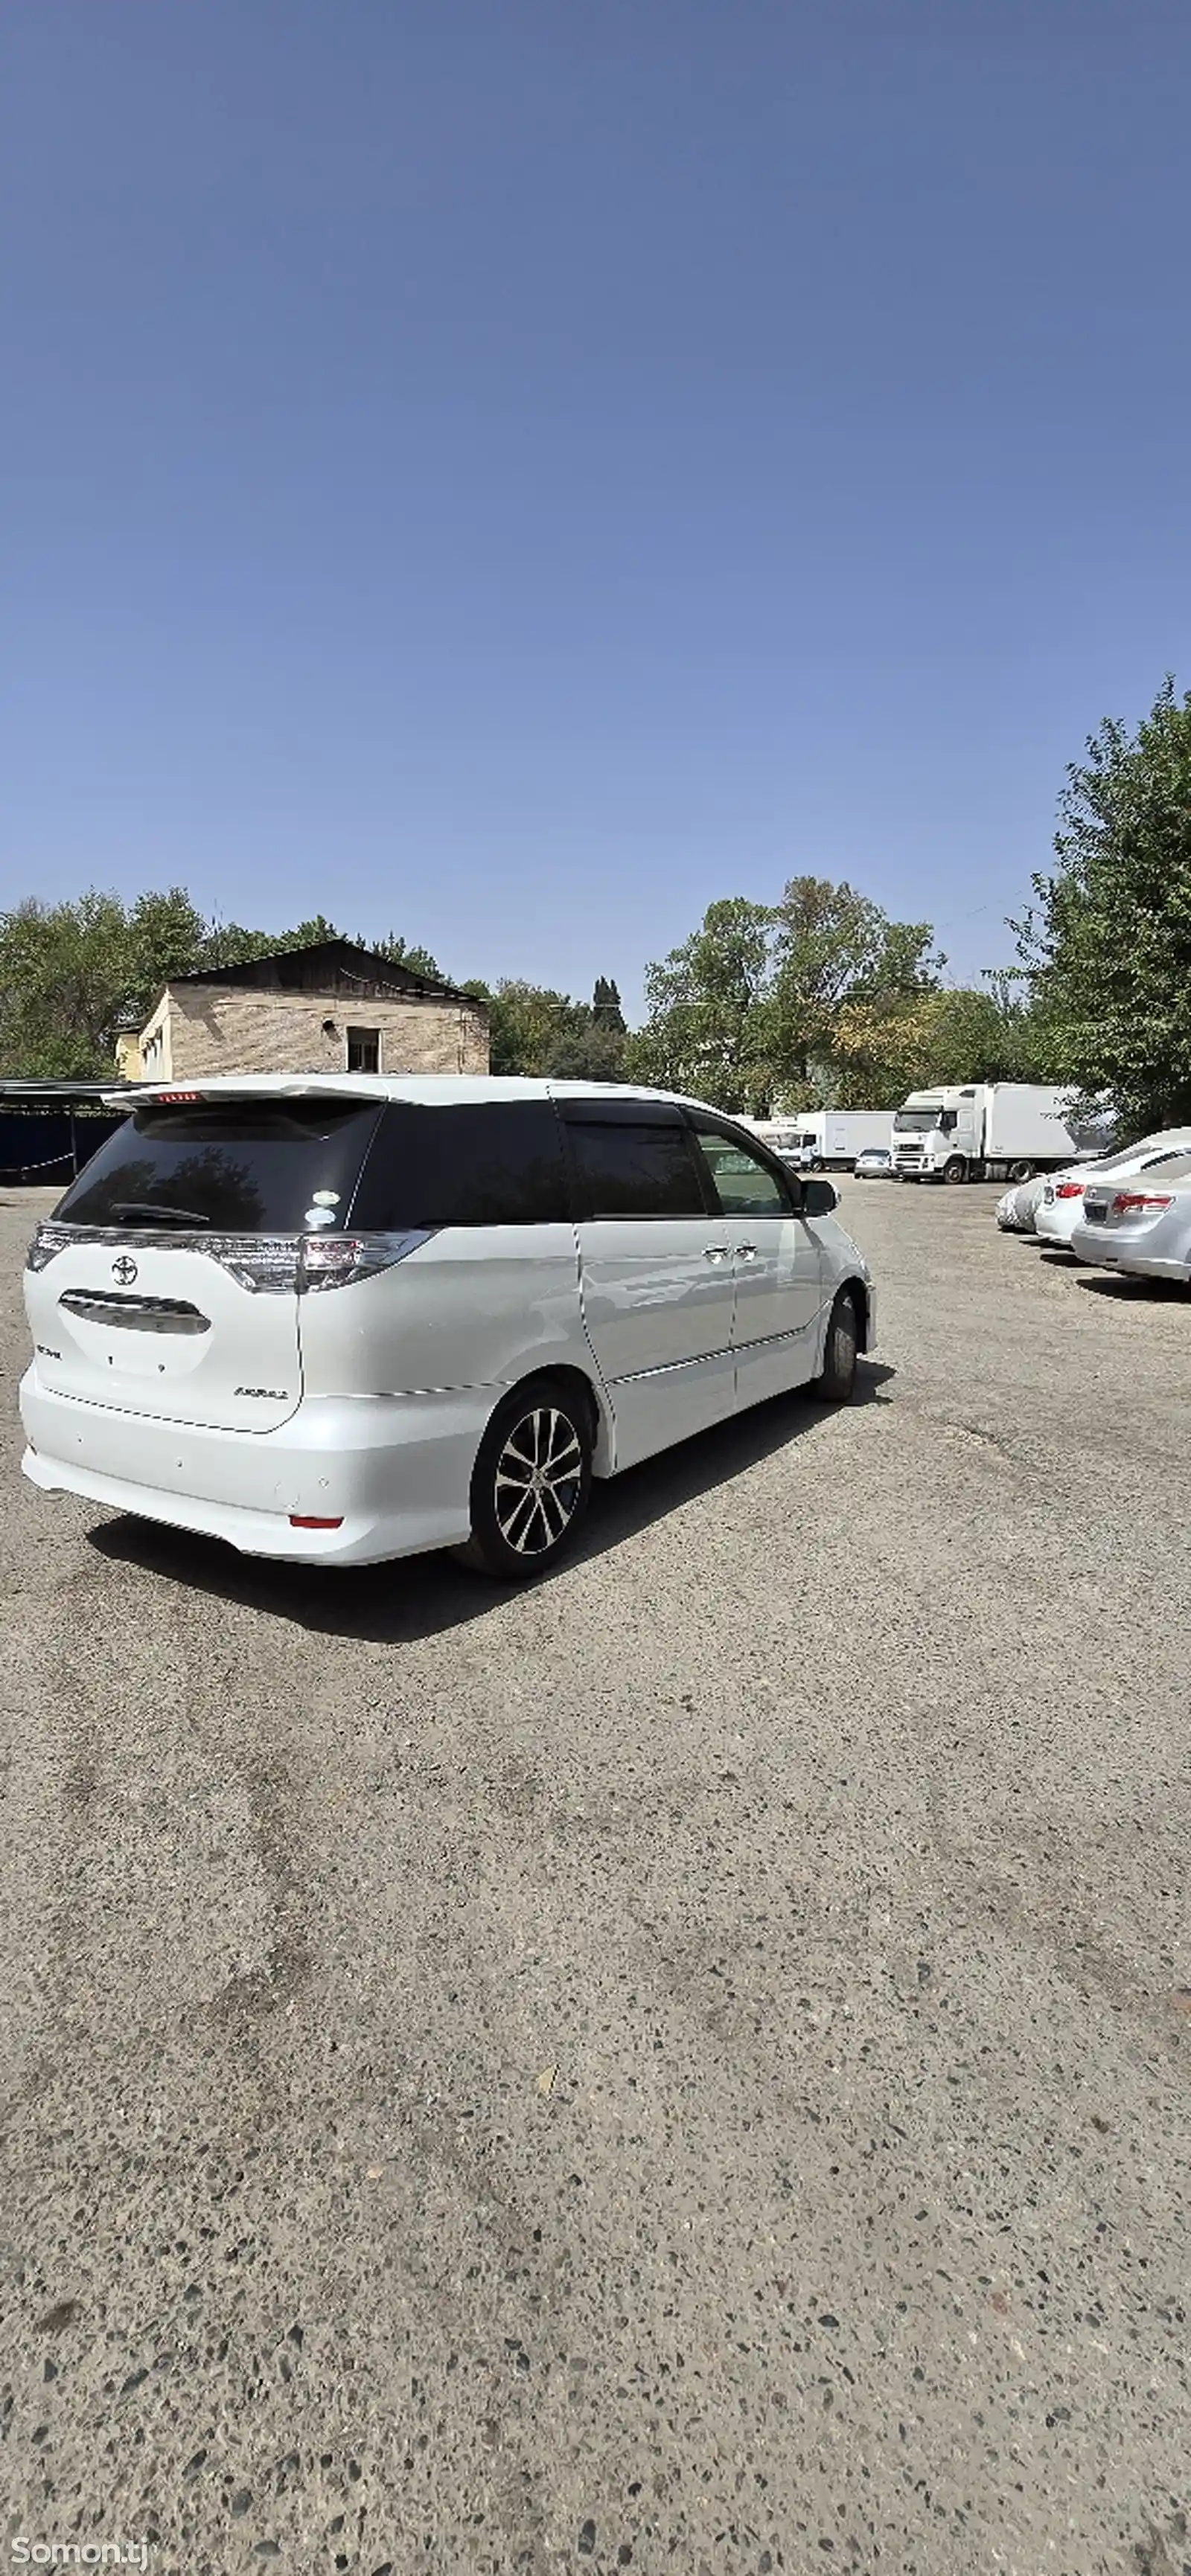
[{"left": 98, "top": 1078, "right": 386, "bottom": 1112}]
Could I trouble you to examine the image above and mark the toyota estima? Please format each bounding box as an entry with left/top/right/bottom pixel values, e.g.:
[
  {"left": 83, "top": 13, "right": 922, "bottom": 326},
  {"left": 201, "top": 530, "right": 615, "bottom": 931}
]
[{"left": 21, "top": 1077, "right": 877, "bottom": 1580}]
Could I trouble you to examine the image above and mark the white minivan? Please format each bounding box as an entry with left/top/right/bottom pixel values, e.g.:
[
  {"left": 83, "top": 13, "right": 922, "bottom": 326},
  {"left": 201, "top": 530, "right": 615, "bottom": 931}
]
[{"left": 21, "top": 1077, "right": 877, "bottom": 1580}]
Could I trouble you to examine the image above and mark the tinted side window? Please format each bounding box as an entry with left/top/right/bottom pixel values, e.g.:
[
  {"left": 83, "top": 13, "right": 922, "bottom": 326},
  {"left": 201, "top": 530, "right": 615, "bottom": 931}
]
[
  {"left": 349, "top": 1102, "right": 569, "bottom": 1228},
  {"left": 566, "top": 1120, "right": 706, "bottom": 1219},
  {"left": 690, "top": 1127, "right": 791, "bottom": 1217}
]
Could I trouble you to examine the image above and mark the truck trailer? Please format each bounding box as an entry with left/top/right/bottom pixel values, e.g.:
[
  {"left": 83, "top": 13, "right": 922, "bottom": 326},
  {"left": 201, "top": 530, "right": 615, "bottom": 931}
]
[
  {"left": 891, "top": 1083, "right": 1108, "bottom": 1184},
  {"left": 747, "top": 1110, "right": 893, "bottom": 1169},
  {"left": 797, "top": 1110, "right": 895, "bottom": 1170}
]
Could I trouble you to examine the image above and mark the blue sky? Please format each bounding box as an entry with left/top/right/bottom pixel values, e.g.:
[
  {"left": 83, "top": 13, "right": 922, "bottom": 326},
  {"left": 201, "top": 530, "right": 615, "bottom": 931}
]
[{"left": 3, "top": 1, "right": 1190, "bottom": 1016}]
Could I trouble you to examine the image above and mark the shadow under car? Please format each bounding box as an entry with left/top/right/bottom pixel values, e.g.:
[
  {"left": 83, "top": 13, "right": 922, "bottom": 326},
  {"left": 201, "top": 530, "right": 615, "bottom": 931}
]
[{"left": 86, "top": 1359, "right": 897, "bottom": 1646}]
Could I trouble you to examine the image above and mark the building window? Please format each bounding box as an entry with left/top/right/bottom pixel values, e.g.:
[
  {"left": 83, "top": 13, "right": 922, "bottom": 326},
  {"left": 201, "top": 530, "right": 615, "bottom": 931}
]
[{"left": 346, "top": 1026, "right": 381, "bottom": 1074}]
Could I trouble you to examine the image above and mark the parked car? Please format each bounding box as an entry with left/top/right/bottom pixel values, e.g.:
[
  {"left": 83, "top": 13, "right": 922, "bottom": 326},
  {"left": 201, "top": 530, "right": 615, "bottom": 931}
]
[
  {"left": 996, "top": 1175, "right": 1047, "bottom": 1233},
  {"left": 1034, "top": 1130, "right": 1191, "bottom": 1249},
  {"left": 854, "top": 1147, "right": 893, "bottom": 1179},
  {"left": 1070, "top": 1157, "right": 1191, "bottom": 1283},
  {"left": 20, "top": 1077, "right": 878, "bottom": 1581}
]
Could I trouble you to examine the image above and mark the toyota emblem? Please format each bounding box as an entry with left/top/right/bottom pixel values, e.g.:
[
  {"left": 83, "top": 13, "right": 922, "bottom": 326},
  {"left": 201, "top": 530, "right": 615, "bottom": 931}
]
[{"left": 112, "top": 1255, "right": 138, "bottom": 1287}]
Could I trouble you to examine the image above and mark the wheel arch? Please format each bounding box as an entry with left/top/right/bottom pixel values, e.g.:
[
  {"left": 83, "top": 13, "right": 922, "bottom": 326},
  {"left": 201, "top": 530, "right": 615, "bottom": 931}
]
[
  {"left": 840, "top": 1275, "right": 872, "bottom": 1351},
  {"left": 489, "top": 1362, "right": 616, "bottom": 1478}
]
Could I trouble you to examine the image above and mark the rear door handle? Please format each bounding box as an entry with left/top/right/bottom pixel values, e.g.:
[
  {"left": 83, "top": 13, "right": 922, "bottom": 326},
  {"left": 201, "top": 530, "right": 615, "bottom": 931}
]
[
  {"left": 735, "top": 1242, "right": 758, "bottom": 1260},
  {"left": 703, "top": 1244, "right": 729, "bottom": 1261}
]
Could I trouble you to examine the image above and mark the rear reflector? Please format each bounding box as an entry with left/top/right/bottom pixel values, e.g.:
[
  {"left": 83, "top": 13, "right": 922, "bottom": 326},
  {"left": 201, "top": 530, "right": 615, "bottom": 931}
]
[
  {"left": 1112, "top": 1191, "right": 1173, "bottom": 1214},
  {"left": 1055, "top": 1182, "right": 1085, "bottom": 1200},
  {"left": 289, "top": 1514, "right": 344, "bottom": 1530}
]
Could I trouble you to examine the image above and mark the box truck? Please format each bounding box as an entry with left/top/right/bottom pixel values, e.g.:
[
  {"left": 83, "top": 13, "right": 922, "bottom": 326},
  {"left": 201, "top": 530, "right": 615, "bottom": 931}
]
[
  {"left": 891, "top": 1083, "right": 1107, "bottom": 1183},
  {"left": 796, "top": 1110, "right": 894, "bottom": 1169},
  {"left": 740, "top": 1118, "right": 814, "bottom": 1167},
  {"left": 743, "top": 1112, "right": 893, "bottom": 1169}
]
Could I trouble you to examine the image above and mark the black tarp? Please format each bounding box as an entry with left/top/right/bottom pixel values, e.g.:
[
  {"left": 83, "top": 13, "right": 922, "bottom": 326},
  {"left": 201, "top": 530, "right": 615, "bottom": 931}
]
[{"left": 0, "top": 1112, "right": 126, "bottom": 1185}]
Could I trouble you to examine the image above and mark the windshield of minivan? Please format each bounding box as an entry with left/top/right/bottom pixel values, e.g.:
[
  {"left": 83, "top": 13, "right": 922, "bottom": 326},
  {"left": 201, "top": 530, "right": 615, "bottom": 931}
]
[{"left": 54, "top": 1100, "right": 383, "bottom": 1232}]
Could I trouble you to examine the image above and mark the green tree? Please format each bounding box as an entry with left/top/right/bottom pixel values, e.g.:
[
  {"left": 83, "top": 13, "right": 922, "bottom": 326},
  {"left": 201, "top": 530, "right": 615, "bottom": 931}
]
[
  {"left": 830, "top": 981, "right": 1042, "bottom": 1105},
  {"left": 366, "top": 932, "right": 444, "bottom": 981},
  {"left": 592, "top": 976, "right": 626, "bottom": 1031},
  {"left": 1014, "top": 678, "right": 1191, "bottom": 1133},
  {"left": 630, "top": 881, "right": 941, "bottom": 1112},
  {"left": 127, "top": 889, "right": 209, "bottom": 1006},
  {"left": 545, "top": 979, "right": 628, "bottom": 1081},
  {"left": 626, "top": 899, "right": 775, "bottom": 1110},
  {"left": 205, "top": 913, "right": 348, "bottom": 970},
  {"left": 769, "top": 877, "right": 941, "bottom": 1093},
  {"left": 828, "top": 993, "right": 939, "bottom": 1106},
  {"left": 0, "top": 888, "right": 208, "bottom": 1077},
  {"left": 483, "top": 979, "right": 578, "bottom": 1076}
]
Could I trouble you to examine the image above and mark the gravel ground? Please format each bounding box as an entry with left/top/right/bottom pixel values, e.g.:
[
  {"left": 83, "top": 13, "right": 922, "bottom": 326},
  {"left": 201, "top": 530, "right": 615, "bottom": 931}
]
[{"left": 1, "top": 1180, "right": 1188, "bottom": 2576}]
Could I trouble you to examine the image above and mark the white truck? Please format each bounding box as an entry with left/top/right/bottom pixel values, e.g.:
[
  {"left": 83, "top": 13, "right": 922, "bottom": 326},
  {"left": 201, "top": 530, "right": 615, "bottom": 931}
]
[
  {"left": 891, "top": 1083, "right": 1103, "bottom": 1184},
  {"left": 741, "top": 1118, "right": 814, "bottom": 1167},
  {"left": 794, "top": 1110, "right": 894, "bottom": 1170},
  {"left": 743, "top": 1111, "right": 893, "bottom": 1170}
]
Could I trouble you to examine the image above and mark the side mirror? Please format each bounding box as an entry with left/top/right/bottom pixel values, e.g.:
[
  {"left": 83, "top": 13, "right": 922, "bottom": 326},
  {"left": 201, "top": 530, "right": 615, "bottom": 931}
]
[{"left": 800, "top": 1177, "right": 837, "bottom": 1217}]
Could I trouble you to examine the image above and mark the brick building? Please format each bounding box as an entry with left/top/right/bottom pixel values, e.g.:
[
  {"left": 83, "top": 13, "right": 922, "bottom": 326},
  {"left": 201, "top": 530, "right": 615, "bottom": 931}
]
[{"left": 132, "top": 942, "right": 489, "bottom": 1084}]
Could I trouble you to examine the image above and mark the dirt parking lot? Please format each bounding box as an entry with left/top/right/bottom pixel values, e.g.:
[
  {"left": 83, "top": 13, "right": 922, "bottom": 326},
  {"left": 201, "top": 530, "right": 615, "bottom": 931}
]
[{"left": 1, "top": 1180, "right": 1188, "bottom": 2576}]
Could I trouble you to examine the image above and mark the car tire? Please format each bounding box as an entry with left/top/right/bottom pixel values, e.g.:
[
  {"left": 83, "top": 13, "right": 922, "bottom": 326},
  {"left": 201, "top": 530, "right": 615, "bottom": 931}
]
[
  {"left": 942, "top": 1156, "right": 967, "bottom": 1185},
  {"left": 813, "top": 1289, "right": 860, "bottom": 1403},
  {"left": 454, "top": 1376, "right": 594, "bottom": 1581}
]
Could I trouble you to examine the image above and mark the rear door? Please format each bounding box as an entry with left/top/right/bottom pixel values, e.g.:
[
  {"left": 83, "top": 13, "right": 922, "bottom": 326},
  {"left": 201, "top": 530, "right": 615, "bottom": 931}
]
[
  {"left": 561, "top": 1101, "right": 735, "bottom": 1469},
  {"left": 687, "top": 1119, "right": 825, "bottom": 1406},
  {"left": 27, "top": 1095, "right": 383, "bottom": 1433}
]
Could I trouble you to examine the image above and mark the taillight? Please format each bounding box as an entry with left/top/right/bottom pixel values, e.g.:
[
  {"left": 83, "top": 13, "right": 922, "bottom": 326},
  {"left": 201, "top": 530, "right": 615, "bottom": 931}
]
[
  {"left": 1054, "top": 1182, "right": 1084, "bottom": 1200},
  {"left": 1111, "top": 1191, "right": 1173, "bottom": 1215},
  {"left": 206, "top": 1236, "right": 301, "bottom": 1292},
  {"left": 298, "top": 1229, "right": 434, "bottom": 1292},
  {"left": 24, "top": 1225, "right": 434, "bottom": 1293},
  {"left": 26, "top": 1224, "right": 67, "bottom": 1272}
]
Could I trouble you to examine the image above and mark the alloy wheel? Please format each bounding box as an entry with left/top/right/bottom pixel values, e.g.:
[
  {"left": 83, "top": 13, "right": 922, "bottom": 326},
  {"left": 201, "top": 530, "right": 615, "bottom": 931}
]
[{"left": 494, "top": 1406, "right": 585, "bottom": 1557}]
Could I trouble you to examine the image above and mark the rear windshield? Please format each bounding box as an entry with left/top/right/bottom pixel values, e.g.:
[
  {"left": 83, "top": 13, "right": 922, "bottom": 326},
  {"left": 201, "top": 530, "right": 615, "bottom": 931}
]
[{"left": 54, "top": 1100, "right": 383, "bottom": 1232}]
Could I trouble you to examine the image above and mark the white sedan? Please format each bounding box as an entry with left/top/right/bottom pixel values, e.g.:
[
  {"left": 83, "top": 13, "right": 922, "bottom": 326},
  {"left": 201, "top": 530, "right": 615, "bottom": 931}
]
[
  {"left": 1034, "top": 1130, "right": 1191, "bottom": 1249},
  {"left": 1070, "top": 1159, "right": 1191, "bottom": 1282}
]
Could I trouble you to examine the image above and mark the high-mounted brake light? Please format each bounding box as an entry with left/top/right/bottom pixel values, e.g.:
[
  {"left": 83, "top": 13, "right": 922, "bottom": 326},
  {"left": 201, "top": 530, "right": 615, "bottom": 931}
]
[
  {"left": 153, "top": 1090, "right": 201, "bottom": 1103},
  {"left": 1112, "top": 1191, "right": 1173, "bottom": 1215},
  {"left": 289, "top": 1515, "right": 344, "bottom": 1530},
  {"left": 1054, "top": 1182, "right": 1084, "bottom": 1200}
]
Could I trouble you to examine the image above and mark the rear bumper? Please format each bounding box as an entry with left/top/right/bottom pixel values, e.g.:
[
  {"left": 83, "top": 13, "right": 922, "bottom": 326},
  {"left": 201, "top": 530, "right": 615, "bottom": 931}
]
[
  {"left": 1068, "top": 1237, "right": 1188, "bottom": 1281},
  {"left": 1033, "top": 1208, "right": 1077, "bottom": 1245},
  {"left": 19, "top": 1369, "right": 489, "bottom": 1564}
]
